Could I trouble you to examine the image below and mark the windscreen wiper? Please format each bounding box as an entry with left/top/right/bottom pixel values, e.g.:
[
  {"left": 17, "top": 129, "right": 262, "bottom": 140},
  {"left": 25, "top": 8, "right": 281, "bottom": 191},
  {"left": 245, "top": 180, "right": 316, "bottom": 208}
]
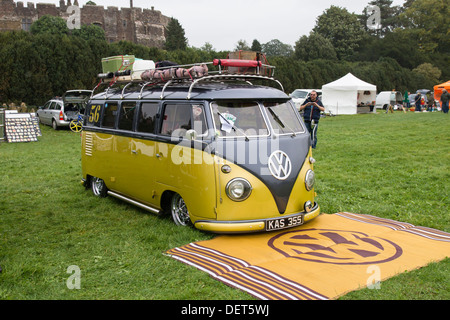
[
  {"left": 217, "top": 111, "right": 249, "bottom": 141},
  {"left": 267, "top": 107, "right": 296, "bottom": 137}
]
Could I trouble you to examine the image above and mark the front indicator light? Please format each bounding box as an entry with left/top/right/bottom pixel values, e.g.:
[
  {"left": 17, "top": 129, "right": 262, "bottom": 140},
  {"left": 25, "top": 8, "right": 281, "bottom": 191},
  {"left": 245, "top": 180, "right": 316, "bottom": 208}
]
[
  {"left": 305, "top": 170, "right": 315, "bottom": 191},
  {"left": 226, "top": 178, "right": 252, "bottom": 202}
]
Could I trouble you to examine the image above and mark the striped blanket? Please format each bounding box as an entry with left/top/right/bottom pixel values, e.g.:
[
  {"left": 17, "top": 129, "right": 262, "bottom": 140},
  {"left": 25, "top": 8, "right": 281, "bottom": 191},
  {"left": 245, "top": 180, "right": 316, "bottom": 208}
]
[{"left": 166, "top": 213, "right": 450, "bottom": 300}]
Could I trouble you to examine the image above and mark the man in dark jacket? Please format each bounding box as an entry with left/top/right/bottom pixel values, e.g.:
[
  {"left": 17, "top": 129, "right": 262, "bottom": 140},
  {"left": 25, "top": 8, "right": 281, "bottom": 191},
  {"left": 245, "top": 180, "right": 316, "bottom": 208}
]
[
  {"left": 441, "top": 89, "right": 450, "bottom": 114},
  {"left": 414, "top": 92, "right": 422, "bottom": 112},
  {"left": 299, "top": 91, "right": 325, "bottom": 149}
]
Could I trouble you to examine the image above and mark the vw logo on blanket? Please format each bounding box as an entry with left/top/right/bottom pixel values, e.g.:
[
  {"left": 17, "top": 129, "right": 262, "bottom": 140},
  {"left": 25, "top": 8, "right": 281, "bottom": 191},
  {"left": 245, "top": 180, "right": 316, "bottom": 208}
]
[
  {"left": 268, "top": 150, "right": 292, "bottom": 180},
  {"left": 268, "top": 228, "right": 403, "bottom": 265}
]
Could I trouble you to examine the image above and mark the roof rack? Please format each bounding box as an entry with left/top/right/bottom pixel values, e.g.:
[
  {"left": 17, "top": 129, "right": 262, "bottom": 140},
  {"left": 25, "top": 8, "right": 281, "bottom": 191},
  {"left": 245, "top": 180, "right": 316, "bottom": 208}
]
[{"left": 91, "top": 59, "right": 283, "bottom": 100}]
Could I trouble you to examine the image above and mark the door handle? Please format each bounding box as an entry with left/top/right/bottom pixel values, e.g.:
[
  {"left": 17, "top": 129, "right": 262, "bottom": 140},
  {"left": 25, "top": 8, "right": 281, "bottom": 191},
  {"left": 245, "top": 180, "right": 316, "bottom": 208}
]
[
  {"left": 156, "top": 152, "right": 163, "bottom": 158},
  {"left": 131, "top": 150, "right": 137, "bottom": 154}
]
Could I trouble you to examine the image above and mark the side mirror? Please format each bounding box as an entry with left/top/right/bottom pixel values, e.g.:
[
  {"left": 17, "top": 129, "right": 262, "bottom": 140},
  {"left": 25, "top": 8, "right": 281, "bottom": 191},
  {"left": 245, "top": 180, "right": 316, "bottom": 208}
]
[{"left": 185, "top": 129, "right": 198, "bottom": 141}]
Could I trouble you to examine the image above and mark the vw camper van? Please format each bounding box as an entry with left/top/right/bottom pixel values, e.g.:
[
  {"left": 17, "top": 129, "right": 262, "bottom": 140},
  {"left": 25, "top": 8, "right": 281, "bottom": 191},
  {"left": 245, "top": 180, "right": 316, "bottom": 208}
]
[{"left": 81, "top": 58, "right": 320, "bottom": 233}]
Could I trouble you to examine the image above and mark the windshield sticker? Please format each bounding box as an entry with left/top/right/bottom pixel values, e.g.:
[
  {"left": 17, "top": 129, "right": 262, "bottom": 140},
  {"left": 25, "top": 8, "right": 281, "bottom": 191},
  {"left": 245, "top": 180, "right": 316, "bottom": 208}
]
[{"left": 219, "top": 112, "right": 236, "bottom": 133}]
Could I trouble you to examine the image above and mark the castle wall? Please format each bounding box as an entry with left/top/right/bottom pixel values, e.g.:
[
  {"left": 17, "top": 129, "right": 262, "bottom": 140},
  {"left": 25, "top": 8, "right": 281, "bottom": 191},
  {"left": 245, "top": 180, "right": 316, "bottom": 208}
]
[{"left": 0, "top": 0, "right": 169, "bottom": 48}]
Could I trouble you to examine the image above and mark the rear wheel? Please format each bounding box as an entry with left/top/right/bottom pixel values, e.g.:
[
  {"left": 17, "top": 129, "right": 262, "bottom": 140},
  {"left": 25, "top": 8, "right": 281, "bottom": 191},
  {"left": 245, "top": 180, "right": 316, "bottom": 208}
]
[
  {"left": 91, "top": 177, "right": 108, "bottom": 197},
  {"left": 170, "top": 193, "right": 191, "bottom": 227},
  {"left": 52, "top": 119, "right": 58, "bottom": 130}
]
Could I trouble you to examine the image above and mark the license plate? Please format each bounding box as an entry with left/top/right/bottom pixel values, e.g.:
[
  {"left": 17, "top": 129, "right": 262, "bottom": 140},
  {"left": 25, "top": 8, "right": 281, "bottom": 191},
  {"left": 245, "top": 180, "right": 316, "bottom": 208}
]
[{"left": 265, "top": 214, "right": 304, "bottom": 231}]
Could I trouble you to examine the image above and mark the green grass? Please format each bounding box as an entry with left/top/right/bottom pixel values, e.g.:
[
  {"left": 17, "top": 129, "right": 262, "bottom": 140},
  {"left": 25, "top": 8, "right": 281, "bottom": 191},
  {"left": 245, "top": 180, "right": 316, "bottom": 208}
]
[{"left": 0, "top": 111, "right": 449, "bottom": 300}]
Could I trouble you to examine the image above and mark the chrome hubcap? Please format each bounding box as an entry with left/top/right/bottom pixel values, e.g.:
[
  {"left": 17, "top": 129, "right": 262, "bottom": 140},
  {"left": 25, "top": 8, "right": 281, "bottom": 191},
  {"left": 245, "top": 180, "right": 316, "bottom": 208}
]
[
  {"left": 92, "top": 177, "right": 104, "bottom": 196},
  {"left": 171, "top": 194, "right": 190, "bottom": 226}
]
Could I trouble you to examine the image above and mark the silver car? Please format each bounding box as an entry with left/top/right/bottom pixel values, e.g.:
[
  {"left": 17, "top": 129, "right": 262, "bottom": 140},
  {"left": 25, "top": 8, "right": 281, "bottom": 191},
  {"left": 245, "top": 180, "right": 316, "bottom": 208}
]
[{"left": 37, "top": 90, "right": 92, "bottom": 130}]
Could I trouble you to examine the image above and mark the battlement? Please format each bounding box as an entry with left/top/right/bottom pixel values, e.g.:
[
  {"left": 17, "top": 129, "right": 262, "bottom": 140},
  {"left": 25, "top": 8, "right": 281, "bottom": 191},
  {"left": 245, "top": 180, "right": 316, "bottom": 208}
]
[{"left": 0, "top": 0, "right": 170, "bottom": 48}]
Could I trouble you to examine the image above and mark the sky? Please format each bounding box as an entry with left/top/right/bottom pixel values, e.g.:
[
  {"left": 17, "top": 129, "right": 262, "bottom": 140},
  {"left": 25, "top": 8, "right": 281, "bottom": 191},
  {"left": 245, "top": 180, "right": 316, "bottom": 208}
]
[{"left": 26, "top": 0, "right": 406, "bottom": 51}]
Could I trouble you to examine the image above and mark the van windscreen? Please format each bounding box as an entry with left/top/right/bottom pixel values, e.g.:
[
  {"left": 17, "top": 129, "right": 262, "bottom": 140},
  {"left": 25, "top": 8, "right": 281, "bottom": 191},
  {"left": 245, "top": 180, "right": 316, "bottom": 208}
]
[
  {"left": 264, "top": 102, "right": 304, "bottom": 135},
  {"left": 211, "top": 101, "right": 268, "bottom": 137}
]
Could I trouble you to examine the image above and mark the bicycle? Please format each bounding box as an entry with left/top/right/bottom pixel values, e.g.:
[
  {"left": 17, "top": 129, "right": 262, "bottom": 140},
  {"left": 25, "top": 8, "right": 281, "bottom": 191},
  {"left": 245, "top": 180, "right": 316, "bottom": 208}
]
[{"left": 70, "top": 114, "right": 83, "bottom": 132}]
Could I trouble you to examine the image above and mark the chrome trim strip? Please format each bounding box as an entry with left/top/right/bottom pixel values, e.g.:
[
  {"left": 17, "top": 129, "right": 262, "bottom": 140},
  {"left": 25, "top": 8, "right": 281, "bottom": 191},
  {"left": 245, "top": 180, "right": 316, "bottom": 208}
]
[{"left": 107, "top": 191, "right": 160, "bottom": 214}]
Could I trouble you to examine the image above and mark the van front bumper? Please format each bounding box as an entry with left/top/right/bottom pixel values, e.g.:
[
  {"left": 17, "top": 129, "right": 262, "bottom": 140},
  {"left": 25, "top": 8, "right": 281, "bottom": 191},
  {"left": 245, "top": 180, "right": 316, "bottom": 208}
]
[{"left": 194, "top": 203, "right": 320, "bottom": 234}]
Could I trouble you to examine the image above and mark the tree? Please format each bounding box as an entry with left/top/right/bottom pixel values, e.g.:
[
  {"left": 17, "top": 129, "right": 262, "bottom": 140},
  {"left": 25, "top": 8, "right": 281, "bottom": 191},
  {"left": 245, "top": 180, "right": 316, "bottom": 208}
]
[
  {"left": 200, "top": 42, "right": 215, "bottom": 53},
  {"left": 294, "top": 32, "right": 337, "bottom": 61},
  {"left": 413, "top": 63, "right": 442, "bottom": 84},
  {"left": 261, "top": 39, "right": 293, "bottom": 57},
  {"left": 30, "top": 15, "right": 69, "bottom": 36},
  {"left": 71, "top": 24, "right": 106, "bottom": 42},
  {"left": 234, "top": 39, "right": 250, "bottom": 51},
  {"left": 251, "top": 39, "right": 262, "bottom": 52},
  {"left": 360, "top": 0, "right": 402, "bottom": 37},
  {"left": 313, "top": 6, "right": 366, "bottom": 60},
  {"left": 400, "top": 0, "right": 450, "bottom": 54},
  {"left": 164, "top": 18, "right": 187, "bottom": 51}
]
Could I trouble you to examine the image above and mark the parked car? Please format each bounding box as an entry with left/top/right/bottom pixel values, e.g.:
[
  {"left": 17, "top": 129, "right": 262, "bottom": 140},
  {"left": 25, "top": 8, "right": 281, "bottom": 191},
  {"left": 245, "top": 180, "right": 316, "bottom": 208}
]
[
  {"left": 290, "top": 89, "right": 322, "bottom": 111},
  {"left": 37, "top": 90, "right": 92, "bottom": 130},
  {"left": 375, "top": 91, "right": 403, "bottom": 110},
  {"left": 408, "top": 93, "right": 428, "bottom": 106}
]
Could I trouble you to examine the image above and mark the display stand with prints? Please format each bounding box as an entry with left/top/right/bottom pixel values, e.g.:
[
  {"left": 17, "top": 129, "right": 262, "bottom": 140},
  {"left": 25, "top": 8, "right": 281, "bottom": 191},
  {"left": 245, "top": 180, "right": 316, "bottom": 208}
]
[{"left": 4, "top": 111, "right": 41, "bottom": 143}]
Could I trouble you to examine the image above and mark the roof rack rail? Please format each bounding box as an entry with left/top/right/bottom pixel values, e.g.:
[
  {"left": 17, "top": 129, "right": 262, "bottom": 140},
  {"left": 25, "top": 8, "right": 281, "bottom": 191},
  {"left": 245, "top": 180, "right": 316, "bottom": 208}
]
[
  {"left": 186, "top": 74, "right": 284, "bottom": 100},
  {"left": 91, "top": 58, "right": 281, "bottom": 100}
]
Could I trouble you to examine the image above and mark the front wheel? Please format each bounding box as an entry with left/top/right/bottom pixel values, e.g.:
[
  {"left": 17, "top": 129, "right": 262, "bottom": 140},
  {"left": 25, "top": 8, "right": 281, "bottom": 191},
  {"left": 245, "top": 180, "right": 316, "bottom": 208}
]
[
  {"left": 170, "top": 193, "right": 192, "bottom": 227},
  {"left": 91, "top": 177, "right": 108, "bottom": 197}
]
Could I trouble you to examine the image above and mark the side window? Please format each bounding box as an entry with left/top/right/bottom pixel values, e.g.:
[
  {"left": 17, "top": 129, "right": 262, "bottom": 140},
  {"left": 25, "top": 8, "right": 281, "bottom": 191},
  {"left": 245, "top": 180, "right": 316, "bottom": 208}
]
[
  {"left": 160, "top": 104, "right": 208, "bottom": 138},
  {"left": 118, "top": 102, "right": 137, "bottom": 131},
  {"left": 101, "top": 102, "right": 118, "bottom": 128},
  {"left": 137, "top": 102, "right": 159, "bottom": 134},
  {"left": 85, "top": 103, "right": 102, "bottom": 127},
  {"left": 43, "top": 102, "right": 51, "bottom": 109},
  {"left": 160, "top": 104, "right": 192, "bottom": 136},
  {"left": 49, "top": 102, "right": 56, "bottom": 110},
  {"left": 54, "top": 103, "right": 62, "bottom": 111}
]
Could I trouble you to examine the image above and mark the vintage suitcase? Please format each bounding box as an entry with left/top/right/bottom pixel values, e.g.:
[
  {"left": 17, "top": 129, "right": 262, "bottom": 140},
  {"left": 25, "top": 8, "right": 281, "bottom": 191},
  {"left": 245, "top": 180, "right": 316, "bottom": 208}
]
[
  {"left": 101, "top": 55, "right": 135, "bottom": 73},
  {"left": 226, "top": 51, "right": 270, "bottom": 76}
]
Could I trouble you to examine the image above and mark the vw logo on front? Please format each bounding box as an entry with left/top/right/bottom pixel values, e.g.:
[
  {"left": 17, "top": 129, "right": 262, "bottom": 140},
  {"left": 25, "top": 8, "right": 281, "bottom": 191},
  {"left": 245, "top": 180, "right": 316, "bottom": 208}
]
[{"left": 268, "top": 150, "right": 292, "bottom": 180}]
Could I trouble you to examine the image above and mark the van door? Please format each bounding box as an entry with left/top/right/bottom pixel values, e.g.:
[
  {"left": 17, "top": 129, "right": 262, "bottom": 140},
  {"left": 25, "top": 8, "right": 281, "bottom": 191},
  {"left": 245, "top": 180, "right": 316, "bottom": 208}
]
[
  {"left": 121, "top": 102, "right": 160, "bottom": 206},
  {"left": 155, "top": 102, "right": 216, "bottom": 220}
]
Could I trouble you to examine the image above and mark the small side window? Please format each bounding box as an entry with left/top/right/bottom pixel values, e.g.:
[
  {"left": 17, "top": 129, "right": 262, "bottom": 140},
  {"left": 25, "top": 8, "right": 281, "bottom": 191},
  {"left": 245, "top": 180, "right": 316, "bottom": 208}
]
[
  {"left": 160, "top": 104, "right": 208, "bottom": 138},
  {"left": 160, "top": 104, "right": 192, "bottom": 137},
  {"left": 85, "top": 103, "right": 102, "bottom": 127},
  {"left": 137, "top": 102, "right": 159, "bottom": 134},
  {"left": 118, "top": 102, "right": 137, "bottom": 131},
  {"left": 102, "top": 102, "right": 118, "bottom": 128}
]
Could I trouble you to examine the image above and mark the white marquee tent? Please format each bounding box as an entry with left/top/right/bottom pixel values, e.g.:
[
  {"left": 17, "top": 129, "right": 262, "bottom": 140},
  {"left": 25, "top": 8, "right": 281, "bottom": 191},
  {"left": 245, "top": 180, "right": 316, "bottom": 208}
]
[{"left": 321, "top": 73, "right": 377, "bottom": 115}]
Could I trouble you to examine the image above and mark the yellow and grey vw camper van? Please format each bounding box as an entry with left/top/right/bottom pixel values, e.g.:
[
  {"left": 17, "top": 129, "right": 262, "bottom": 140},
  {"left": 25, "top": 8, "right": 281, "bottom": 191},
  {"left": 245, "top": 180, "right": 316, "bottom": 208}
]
[{"left": 81, "top": 58, "right": 320, "bottom": 233}]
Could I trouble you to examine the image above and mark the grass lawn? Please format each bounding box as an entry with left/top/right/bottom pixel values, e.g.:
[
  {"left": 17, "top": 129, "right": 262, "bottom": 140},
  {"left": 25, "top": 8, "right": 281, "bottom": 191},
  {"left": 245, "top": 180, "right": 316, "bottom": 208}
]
[{"left": 0, "top": 111, "right": 448, "bottom": 300}]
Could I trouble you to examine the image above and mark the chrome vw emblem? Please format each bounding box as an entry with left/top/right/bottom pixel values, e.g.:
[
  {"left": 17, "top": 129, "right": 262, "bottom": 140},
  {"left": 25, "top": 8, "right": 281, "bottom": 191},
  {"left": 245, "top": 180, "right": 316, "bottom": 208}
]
[{"left": 268, "top": 151, "right": 292, "bottom": 180}]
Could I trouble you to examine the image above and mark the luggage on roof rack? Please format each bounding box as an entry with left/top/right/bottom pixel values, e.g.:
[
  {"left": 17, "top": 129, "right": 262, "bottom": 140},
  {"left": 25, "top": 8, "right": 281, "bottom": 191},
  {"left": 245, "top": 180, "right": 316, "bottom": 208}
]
[
  {"left": 101, "top": 55, "right": 135, "bottom": 74},
  {"left": 92, "top": 54, "right": 281, "bottom": 99},
  {"left": 226, "top": 51, "right": 271, "bottom": 76}
]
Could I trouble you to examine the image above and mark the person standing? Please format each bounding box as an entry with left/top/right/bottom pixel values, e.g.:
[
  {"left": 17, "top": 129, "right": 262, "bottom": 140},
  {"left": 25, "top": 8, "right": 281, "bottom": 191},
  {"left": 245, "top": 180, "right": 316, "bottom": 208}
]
[
  {"left": 404, "top": 91, "right": 410, "bottom": 111},
  {"left": 441, "top": 89, "right": 450, "bottom": 114},
  {"left": 299, "top": 91, "right": 325, "bottom": 149},
  {"left": 414, "top": 92, "right": 422, "bottom": 112}
]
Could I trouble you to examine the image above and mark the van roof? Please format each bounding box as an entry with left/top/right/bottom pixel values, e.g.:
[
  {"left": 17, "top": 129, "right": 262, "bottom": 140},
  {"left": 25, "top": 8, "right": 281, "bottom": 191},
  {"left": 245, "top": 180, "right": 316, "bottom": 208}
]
[{"left": 91, "top": 82, "right": 290, "bottom": 102}]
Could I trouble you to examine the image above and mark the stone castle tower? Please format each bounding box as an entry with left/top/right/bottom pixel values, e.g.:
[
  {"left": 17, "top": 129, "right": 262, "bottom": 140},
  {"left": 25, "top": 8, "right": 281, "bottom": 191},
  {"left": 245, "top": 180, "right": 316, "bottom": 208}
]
[{"left": 0, "top": 0, "right": 171, "bottom": 48}]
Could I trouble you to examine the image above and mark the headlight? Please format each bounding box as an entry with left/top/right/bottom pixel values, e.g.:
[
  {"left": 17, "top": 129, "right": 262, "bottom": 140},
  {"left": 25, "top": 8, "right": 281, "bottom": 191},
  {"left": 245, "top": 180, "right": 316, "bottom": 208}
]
[
  {"left": 226, "top": 178, "right": 252, "bottom": 202},
  {"left": 305, "top": 170, "right": 315, "bottom": 191}
]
